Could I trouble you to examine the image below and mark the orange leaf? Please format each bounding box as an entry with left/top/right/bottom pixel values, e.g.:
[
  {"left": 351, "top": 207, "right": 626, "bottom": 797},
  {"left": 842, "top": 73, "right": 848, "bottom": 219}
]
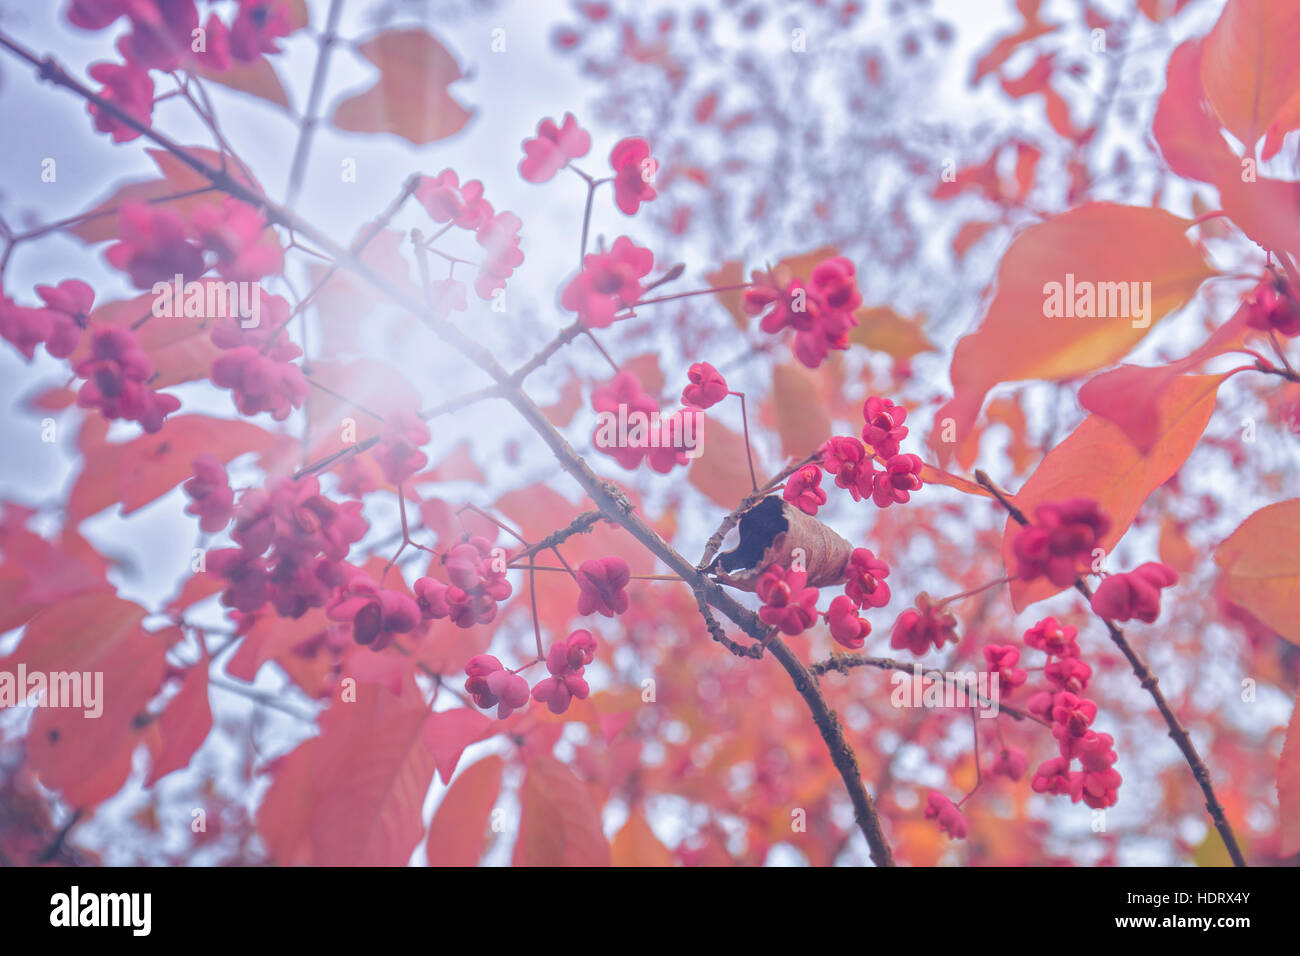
[
  {"left": 1262, "top": 85, "right": 1300, "bottom": 159},
  {"left": 426, "top": 755, "right": 504, "bottom": 866},
  {"left": 193, "top": 57, "right": 291, "bottom": 110},
  {"left": 706, "top": 261, "right": 748, "bottom": 330},
  {"left": 72, "top": 280, "right": 280, "bottom": 389},
  {"left": 1279, "top": 698, "right": 1300, "bottom": 855},
  {"left": 688, "top": 418, "right": 760, "bottom": 510},
  {"left": 331, "top": 29, "right": 473, "bottom": 145},
  {"left": 849, "top": 306, "right": 934, "bottom": 362},
  {"left": 69, "top": 147, "right": 259, "bottom": 244},
  {"left": 972, "top": 7, "right": 1056, "bottom": 84},
  {"left": 771, "top": 363, "right": 831, "bottom": 458},
  {"left": 611, "top": 811, "right": 673, "bottom": 866},
  {"left": 1139, "top": 0, "right": 1195, "bottom": 21},
  {"left": 1217, "top": 174, "right": 1300, "bottom": 261},
  {"left": 423, "top": 440, "right": 486, "bottom": 485},
  {"left": 1214, "top": 497, "right": 1300, "bottom": 645},
  {"left": 951, "top": 220, "right": 996, "bottom": 260},
  {"left": 541, "top": 376, "right": 584, "bottom": 428},
  {"left": 7, "top": 594, "right": 169, "bottom": 807},
  {"left": 1200, "top": 0, "right": 1300, "bottom": 151},
  {"left": 1158, "top": 516, "right": 1197, "bottom": 575},
  {"left": 775, "top": 245, "right": 838, "bottom": 280},
  {"left": 1003, "top": 374, "right": 1227, "bottom": 610},
  {"left": 919, "top": 463, "right": 992, "bottom": 499},
  {"left": 932, "top": 203, "right": 1211, "bottom": 463},
  {"left": 69, "top": 414, "right": 280, "bottom": 522},
  {"left": 1154, "top": 41, "right": 1239, "bottom": 184},
  {"left": 624, "top": 352, "right": 665, "bottom": 399}
]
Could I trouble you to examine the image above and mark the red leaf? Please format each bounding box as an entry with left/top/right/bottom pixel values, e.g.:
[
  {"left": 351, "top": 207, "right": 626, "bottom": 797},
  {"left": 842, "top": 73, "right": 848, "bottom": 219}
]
[
  {"left": 425, "top": 755, "right": 504, "bottom": 866},
  {"left": 1003, "top": 374, "right": 1227, "bottom": 610},
  {"left": 259, "top": 678, "right": 436, "bottom": 865},
  {"left": 145, "top": 651, "right": 212, "bottom": 786},
  {"left": 9, "top": 594, "right": 170, "bottom": 807},
  {"left": 1078, "top": 307, "right": 1250, "bottom": 452},
  {"left": 513, "top": 754, "right": 611, "bottom": 866},
  {"left": 1279, "top": 698, "right": 1300, "bottom": 855},
  {"left": 0, "top": 505, "right": 108, "bottom": 629},
  {"left": 1214, "top": 497, "right": 1300, "bottom": 646},
  {"left": 331, "top": 29, "right": 473, "bottom": 145},
  {"left": 226, "top": 607, "right": 330, "bottom": 683},
  {"left": 69, "top": 414, "right": 281, "bottom": 522},
  {"left": 688, "top": 418, "right": 761, "bottom": 509},
  {"left": 423, "top": 707, "right": 496, "bottom": 784}
]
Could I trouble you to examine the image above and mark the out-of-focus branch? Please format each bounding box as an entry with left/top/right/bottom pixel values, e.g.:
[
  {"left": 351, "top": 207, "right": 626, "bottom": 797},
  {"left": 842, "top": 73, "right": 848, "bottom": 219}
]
[{"left": 286, "top": 0, "right": 345, "bottom": 205}]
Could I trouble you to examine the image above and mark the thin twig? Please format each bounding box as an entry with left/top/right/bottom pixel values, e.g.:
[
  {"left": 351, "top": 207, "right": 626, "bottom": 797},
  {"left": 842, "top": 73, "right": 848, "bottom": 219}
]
[
  {"left": 808, "top": 653, "right": 1046, "bottom": 725},
  {"left": 973, "top": 469, "right": 1248, "bottom": 867},
  {"left": 286, "top": 0, "right": 345, "bottom": 205}
]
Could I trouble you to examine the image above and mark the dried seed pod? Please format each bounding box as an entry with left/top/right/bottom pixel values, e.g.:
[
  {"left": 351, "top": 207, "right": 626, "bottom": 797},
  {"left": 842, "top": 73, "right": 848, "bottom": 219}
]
[{"left": 709, "top": 495, "right": 853, "bottom": 592}]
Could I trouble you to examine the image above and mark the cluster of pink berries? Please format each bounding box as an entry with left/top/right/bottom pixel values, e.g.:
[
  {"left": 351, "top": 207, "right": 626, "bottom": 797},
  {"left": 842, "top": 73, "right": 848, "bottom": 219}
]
[
  {"left": 889, "top": 592, "right": 959, "bottom": 657},
  {"left": 414, "top": 170, "right": 524, "bottom": 302},
  {"left": 464, "top": 629, "right": 600, "bottom": 719},
  {"left": 1012, "top": 498, "right": 1110, "bottom": 587},
  {"left": 519, "top": 113, "right": 658, "bottom": 329},
  {"left": 753, "top": 547, "right": 892, "bottom": 650},
  {"left": 1091, "top": 562, "right": 1179, "bottom": 623},
  {"left": 0, "top": 279, "right": 92, "bottom": 362},
  {"left": 1245, "top": 273, "right": 1300, "bottom": 337},
  {"left": 208, "top": 292, "right": 306, "bottom": 422},
  {"left": 1020, "top": 617, "right": 1121, "bottom": 811},
  {"left": 743, "top": 256, "right": 861, "bottom": 369},
  {"left": 204, "top": 473, "right": 368, "bottom": 619},
  {"left": 590, "top": 370, "right": 696, "bottom": 474},
  {"left": 75, "top": 325, "right": 181, "bottom": 432},
  {"left": 414, "top": 536, "right": 513, "bottom": 629},
  {"left": 785, "top": 396, "right": 923, "bottom": 518},
  {"left": 71, "top": 0, "right": 295, "bottom": 143}
]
